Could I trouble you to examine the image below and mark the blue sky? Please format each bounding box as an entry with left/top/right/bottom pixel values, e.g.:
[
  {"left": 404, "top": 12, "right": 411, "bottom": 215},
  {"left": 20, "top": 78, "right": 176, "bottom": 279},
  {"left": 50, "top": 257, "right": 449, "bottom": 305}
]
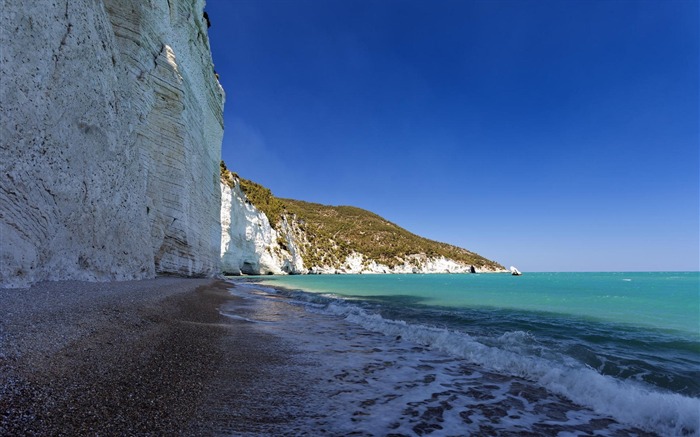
[{"left": 206, "top": 0, "right": 699, "bottom": 272}]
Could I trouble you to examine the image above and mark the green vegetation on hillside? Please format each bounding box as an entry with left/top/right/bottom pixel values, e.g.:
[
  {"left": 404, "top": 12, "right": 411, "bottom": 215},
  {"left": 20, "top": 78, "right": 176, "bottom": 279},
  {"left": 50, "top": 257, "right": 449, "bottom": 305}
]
[
  {"left": 220, "top": 160, "right": 503, "bottom": 270},
  {"left": 279, "top": 199, "right": 503, "bottom": 269},
  {"left": 220, "top": 161, "right": 283, "bottom": 224}
]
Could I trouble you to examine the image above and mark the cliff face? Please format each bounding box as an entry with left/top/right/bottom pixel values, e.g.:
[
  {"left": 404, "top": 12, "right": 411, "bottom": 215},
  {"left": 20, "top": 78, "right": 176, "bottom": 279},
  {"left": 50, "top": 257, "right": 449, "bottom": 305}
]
[
  {"left": 0, "top": 0, "right": 225, "bottom": 288},
  {"left": 220, "top": 181, "right": 304, "bottom": 275}
]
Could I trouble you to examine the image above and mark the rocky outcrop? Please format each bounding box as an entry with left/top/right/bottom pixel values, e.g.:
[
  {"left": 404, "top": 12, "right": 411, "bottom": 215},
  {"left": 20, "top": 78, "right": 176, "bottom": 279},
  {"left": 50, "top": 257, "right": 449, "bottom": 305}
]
[
  {"left": 220, "top": 181, "right": 304, "bottom": 275},
  {"left": 0, "top": 0, "right": 225, "bottom": 288}
]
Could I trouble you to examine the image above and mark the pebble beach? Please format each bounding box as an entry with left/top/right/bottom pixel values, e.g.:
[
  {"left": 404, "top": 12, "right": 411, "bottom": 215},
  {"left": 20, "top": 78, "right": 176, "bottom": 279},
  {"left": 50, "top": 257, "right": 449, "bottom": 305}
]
[{"left": 0, "top": 277, "right": 313, "bottom": 435}]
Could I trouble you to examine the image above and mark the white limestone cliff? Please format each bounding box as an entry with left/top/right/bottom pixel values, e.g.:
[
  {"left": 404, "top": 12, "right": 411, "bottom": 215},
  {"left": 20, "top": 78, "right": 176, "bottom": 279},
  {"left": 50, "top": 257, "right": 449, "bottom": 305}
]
[
  {"left": 220, "top": 181, "right": 304, "bottom": 275},
  {"left": 0, "top": 0, "right": 225, "bottom": 287}
]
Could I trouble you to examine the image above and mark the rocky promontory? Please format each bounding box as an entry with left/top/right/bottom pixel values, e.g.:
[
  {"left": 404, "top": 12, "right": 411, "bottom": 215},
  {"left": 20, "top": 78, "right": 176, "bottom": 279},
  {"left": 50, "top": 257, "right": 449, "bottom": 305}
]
[{"left": 219, "top": 163, "right": 505, "bottom": 275}]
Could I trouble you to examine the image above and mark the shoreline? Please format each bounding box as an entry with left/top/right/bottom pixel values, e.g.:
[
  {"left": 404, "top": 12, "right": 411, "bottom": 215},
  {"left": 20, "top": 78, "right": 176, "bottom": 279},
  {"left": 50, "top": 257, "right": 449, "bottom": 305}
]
[
  {"left": 227, "top": 277, "right": 677, "bottom": 436},
  {"left": 1, "top": 276, "right": 671, "bottom": 436}
]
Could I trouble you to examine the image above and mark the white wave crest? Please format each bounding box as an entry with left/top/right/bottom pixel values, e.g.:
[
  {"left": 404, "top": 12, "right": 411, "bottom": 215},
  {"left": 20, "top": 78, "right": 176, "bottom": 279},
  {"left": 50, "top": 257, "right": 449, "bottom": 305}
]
[{"left": 322, "top": 300, "right": 700, "bottom": 436}]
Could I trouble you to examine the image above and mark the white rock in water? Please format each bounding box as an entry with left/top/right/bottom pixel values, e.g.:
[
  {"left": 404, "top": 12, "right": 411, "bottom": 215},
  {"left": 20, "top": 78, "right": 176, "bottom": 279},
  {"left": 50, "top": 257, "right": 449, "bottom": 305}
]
[{"left": 0, "top": 0, "right": 225, "bottom": 287}]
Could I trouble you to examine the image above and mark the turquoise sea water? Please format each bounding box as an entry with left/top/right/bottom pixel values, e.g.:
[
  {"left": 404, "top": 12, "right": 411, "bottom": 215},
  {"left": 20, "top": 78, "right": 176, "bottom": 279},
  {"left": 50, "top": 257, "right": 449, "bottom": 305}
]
[
  {"left": 262, "top": 272, "right": 699, "bottom": 334},
  {"left": 253, "top": 272, "right": 700, "bottom": 435}
]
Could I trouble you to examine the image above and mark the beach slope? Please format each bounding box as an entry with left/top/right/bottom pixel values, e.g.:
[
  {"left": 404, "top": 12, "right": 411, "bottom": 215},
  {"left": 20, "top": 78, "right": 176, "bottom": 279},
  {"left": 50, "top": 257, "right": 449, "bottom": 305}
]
[{"left": 0, "top": 277, "right": 307, "bottom": 435}]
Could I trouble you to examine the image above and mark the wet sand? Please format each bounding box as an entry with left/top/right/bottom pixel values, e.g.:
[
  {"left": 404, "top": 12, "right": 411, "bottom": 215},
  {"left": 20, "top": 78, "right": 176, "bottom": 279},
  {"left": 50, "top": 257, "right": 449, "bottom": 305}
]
[{"left": 0, "top": 277, "right": 312, "bottom": 436}]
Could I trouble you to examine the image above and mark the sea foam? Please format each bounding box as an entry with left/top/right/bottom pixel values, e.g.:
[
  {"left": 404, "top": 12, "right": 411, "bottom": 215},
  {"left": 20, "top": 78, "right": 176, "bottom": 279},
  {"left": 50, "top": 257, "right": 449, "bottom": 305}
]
[
  {"left": 230, "top": 279, "right": 700, "bottom": 436},
  {"left": 318, "top": 299, "right": 700, "bottom": 436}
]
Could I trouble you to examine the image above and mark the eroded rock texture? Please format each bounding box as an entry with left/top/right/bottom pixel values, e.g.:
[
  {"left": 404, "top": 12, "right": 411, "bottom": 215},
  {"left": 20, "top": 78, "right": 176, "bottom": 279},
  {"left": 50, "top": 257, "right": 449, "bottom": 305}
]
[
  {"left": 0, "top": 0, "right": 225, "bottom": 287},
  {"left": 220, "top": 181, "right": 305, "bottom": 276}
]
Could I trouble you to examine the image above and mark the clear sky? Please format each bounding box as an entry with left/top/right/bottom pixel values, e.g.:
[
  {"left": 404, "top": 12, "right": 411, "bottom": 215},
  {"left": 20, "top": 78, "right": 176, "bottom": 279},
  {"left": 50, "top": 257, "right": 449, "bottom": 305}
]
[{"left": 205, "top": 0, "right": 699, "bottom": 272}]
